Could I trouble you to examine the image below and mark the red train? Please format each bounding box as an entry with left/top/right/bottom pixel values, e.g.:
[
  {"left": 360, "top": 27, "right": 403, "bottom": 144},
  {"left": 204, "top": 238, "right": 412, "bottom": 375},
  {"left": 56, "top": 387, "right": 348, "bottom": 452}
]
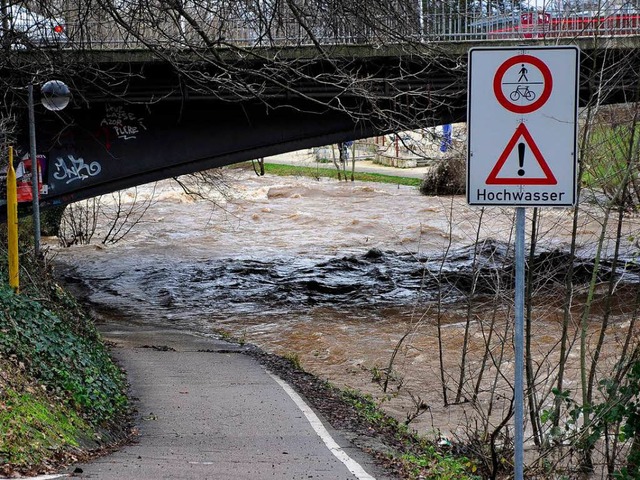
[{"left": 489, "top": 11, "right": 640, "bottom": 38}]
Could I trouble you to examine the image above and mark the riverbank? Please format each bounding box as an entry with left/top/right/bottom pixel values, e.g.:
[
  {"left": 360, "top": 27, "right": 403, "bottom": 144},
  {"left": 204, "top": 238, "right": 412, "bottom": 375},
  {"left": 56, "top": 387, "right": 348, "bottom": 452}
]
[
  {"left": 262, "top": 150, "right": 432, "bottom": 179},
  {"left": 261, "top": 162, "right": 423, "bottom": 186},
  {"left": 0, "top": 254, "right": 130, "bottom": 477}
]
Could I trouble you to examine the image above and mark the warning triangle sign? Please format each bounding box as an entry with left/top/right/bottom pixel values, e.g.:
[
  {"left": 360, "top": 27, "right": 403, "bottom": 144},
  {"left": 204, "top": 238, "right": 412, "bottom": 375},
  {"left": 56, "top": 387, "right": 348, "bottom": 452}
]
[{"left": 486, "top": 123, "right": 557, "bottom": 185}]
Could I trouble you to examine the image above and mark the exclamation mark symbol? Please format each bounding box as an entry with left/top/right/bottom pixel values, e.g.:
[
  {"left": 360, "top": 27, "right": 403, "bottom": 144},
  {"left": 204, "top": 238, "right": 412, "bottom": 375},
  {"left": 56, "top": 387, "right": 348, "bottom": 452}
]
[{"left": 517, "top": 142, "right": 525, "bottom": 176}]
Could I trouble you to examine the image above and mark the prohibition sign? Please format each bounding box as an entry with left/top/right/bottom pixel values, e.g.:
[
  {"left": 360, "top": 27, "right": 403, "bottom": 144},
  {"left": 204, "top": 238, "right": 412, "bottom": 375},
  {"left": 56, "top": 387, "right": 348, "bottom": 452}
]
[{"left": 493, "top": 55, "right": 553, "bottom": 114}]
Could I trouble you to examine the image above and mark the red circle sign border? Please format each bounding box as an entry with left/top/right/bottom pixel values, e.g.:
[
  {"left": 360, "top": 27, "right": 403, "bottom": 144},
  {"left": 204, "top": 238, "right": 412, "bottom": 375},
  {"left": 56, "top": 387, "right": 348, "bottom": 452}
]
[{"left": 493, "top": 54, "right": 553, "bottom": 114}]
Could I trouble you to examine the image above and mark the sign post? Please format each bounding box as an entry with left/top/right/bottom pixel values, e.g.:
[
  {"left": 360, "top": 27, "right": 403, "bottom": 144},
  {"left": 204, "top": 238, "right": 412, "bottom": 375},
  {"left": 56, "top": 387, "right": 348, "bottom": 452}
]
[
  {"left": 467, "top": 46, "right": 579, "bottom": 480},
  {"left": 514, "top": 206, "right": 525, "bottom": 480}
]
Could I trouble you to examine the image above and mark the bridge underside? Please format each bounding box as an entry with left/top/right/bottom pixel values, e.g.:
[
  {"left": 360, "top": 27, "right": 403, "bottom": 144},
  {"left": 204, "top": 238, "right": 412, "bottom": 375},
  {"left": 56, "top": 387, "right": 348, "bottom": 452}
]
[
  {"left": 25, "top": 47, "right": 467, "bottom": 208},
  {"left": 11, "top": 41, "right": 639, "bottom": 210},
  {"left": 35, "top": 95, "right": 462, "bottom": 209}
]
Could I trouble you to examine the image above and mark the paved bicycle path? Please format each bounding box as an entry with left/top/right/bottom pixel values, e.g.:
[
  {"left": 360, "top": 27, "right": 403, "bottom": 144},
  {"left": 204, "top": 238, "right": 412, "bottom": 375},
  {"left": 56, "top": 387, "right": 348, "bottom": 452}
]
[{"left": 64, "top": 322, "right": 393, "bottom": 480}]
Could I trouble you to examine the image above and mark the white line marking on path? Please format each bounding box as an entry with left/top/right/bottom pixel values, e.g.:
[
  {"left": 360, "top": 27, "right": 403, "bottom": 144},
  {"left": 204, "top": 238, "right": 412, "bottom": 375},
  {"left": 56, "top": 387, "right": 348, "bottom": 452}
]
[
  {"left": 1, "top": 475, "right": 69, "bottom": 480},
  {"left": 268, "top": 371, "right": 376, "bottom": 480}
]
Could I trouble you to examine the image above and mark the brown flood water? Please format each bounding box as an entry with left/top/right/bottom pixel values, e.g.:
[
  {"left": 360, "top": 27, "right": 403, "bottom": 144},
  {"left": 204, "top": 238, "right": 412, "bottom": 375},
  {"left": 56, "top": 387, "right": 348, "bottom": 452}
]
[{"left": 50, "top": 166, "right": 640, "bottom": 443}]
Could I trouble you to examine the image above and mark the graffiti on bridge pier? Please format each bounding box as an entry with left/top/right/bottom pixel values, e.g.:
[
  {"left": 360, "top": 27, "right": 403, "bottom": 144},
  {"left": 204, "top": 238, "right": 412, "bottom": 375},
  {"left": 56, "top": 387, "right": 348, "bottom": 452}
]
[
  {"left": 100, "top": 104, "right": 147, "bottom": 145},
  {"left": 53, "top": 155, "right": 102, "bottom": 184}
]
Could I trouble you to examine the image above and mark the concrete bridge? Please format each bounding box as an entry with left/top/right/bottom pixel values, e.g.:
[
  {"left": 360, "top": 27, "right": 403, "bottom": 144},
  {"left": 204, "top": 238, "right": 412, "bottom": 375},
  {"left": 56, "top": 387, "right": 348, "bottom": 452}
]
[{"left": 11, "top": 34, "right": 640, "bottom": 209}]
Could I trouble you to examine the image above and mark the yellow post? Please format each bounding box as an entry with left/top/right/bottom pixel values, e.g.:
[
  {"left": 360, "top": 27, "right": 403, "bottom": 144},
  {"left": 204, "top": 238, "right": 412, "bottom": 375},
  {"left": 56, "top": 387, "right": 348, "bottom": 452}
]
[{"left": 7, "top": 146, "right": 19, "bottom": 293}]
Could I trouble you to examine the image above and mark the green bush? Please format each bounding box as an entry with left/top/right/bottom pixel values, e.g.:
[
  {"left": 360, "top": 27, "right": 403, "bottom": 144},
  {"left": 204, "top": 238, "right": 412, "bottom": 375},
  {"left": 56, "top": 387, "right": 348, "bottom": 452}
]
[{"left": 595, "top": 359, "right": 640, "bottom": 478}]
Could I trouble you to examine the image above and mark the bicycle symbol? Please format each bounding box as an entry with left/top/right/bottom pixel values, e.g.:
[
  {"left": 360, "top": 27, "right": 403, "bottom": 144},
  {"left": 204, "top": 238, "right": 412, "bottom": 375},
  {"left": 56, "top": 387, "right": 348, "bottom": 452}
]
[{"left": 509, "top": 85, "right": 536, "bottom": 102}]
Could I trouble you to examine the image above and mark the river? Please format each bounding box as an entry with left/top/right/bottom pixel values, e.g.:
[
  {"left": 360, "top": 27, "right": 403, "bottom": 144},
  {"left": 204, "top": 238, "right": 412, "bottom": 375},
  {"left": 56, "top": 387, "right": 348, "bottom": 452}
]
[{"left": 49, "top": 165, "right": 640, "bottom": 440}]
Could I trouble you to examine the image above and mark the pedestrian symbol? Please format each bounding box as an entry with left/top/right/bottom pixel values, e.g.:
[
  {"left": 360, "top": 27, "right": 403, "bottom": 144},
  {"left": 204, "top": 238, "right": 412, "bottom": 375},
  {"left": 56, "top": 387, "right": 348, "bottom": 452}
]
[
  {"left": 517, "top": 64, "right": 528, "bottom": 82},
  {"left": 486, "top": 123, "right": 557, "bottom": 185}
]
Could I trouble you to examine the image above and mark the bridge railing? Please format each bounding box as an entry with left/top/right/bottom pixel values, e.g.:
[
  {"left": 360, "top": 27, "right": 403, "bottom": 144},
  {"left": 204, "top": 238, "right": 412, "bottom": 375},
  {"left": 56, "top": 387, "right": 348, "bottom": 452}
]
[{"left": 60, "top": 6, "right": 640, "bottom": 49}]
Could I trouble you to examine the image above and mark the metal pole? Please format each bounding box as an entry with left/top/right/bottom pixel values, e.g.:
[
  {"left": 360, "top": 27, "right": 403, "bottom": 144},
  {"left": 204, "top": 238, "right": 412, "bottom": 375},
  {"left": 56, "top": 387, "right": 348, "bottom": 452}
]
[
  {"left": 514, "top": 206, "right": 525, "bottom": 480},
  {"left": 418, "top": 0, "right": 424, "bottom": 41},
  {"left": 7, "top": 146, "right": 19, "bottom": 293},
  {"left": 28, "top": 83, "right": 41, "bottom": 258}
]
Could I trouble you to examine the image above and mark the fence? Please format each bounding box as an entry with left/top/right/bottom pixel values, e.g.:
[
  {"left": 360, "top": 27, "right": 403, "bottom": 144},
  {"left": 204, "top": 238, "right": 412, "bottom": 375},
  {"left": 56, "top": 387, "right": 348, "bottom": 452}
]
[{"left": 34, "top": 5, "right": 640, "bottom": 50}]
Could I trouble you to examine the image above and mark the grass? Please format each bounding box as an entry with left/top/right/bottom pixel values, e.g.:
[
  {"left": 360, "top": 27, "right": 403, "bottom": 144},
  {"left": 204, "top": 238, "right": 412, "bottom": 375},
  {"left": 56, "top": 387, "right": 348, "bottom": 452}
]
[
  {"left": 0, "top": 281, "right": 128, "bottom": 475},
  {"left": 0, "top": 379, "right": 93, "bottom": 470},
  {"left": 340, "top": 389, "right": 482, "bottom": 479},
  {"left": 261, "top": 162, "right": 422, "bottom": 187},
  {"left": 581, "top": 122, "right": 640, "bottom": 200},
  {"left": 282, "top": 352, "right": 303, "bottom": 371},
  {"left": 399, "top": 451, "right": 480, "bottom": 480}
]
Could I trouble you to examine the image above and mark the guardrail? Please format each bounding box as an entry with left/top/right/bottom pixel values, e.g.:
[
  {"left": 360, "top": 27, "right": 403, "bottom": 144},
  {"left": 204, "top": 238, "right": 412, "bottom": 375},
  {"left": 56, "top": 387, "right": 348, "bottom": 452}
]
[{"left": 57, "top": 7, "right": 640, "bottom": 49}]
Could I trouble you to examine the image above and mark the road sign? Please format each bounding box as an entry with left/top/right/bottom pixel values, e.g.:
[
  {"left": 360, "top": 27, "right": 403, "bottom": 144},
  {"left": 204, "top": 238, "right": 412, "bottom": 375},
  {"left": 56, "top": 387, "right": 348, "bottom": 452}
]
[{"left": 467, "top": 46, "right": 580, "bottom": 206}]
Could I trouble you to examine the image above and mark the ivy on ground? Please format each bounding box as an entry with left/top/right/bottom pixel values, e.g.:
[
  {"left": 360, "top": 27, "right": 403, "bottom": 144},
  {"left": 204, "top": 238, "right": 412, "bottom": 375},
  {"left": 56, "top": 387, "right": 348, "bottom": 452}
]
[{"left": 0, "top": 283, "right": 127, "bottom": 426}]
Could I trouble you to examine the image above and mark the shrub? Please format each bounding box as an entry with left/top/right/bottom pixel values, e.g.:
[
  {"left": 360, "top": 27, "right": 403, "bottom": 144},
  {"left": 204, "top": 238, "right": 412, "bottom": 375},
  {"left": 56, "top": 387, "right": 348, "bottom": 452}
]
[{"left": 420, "top": 155, "right": 466, "bottom": 196}]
